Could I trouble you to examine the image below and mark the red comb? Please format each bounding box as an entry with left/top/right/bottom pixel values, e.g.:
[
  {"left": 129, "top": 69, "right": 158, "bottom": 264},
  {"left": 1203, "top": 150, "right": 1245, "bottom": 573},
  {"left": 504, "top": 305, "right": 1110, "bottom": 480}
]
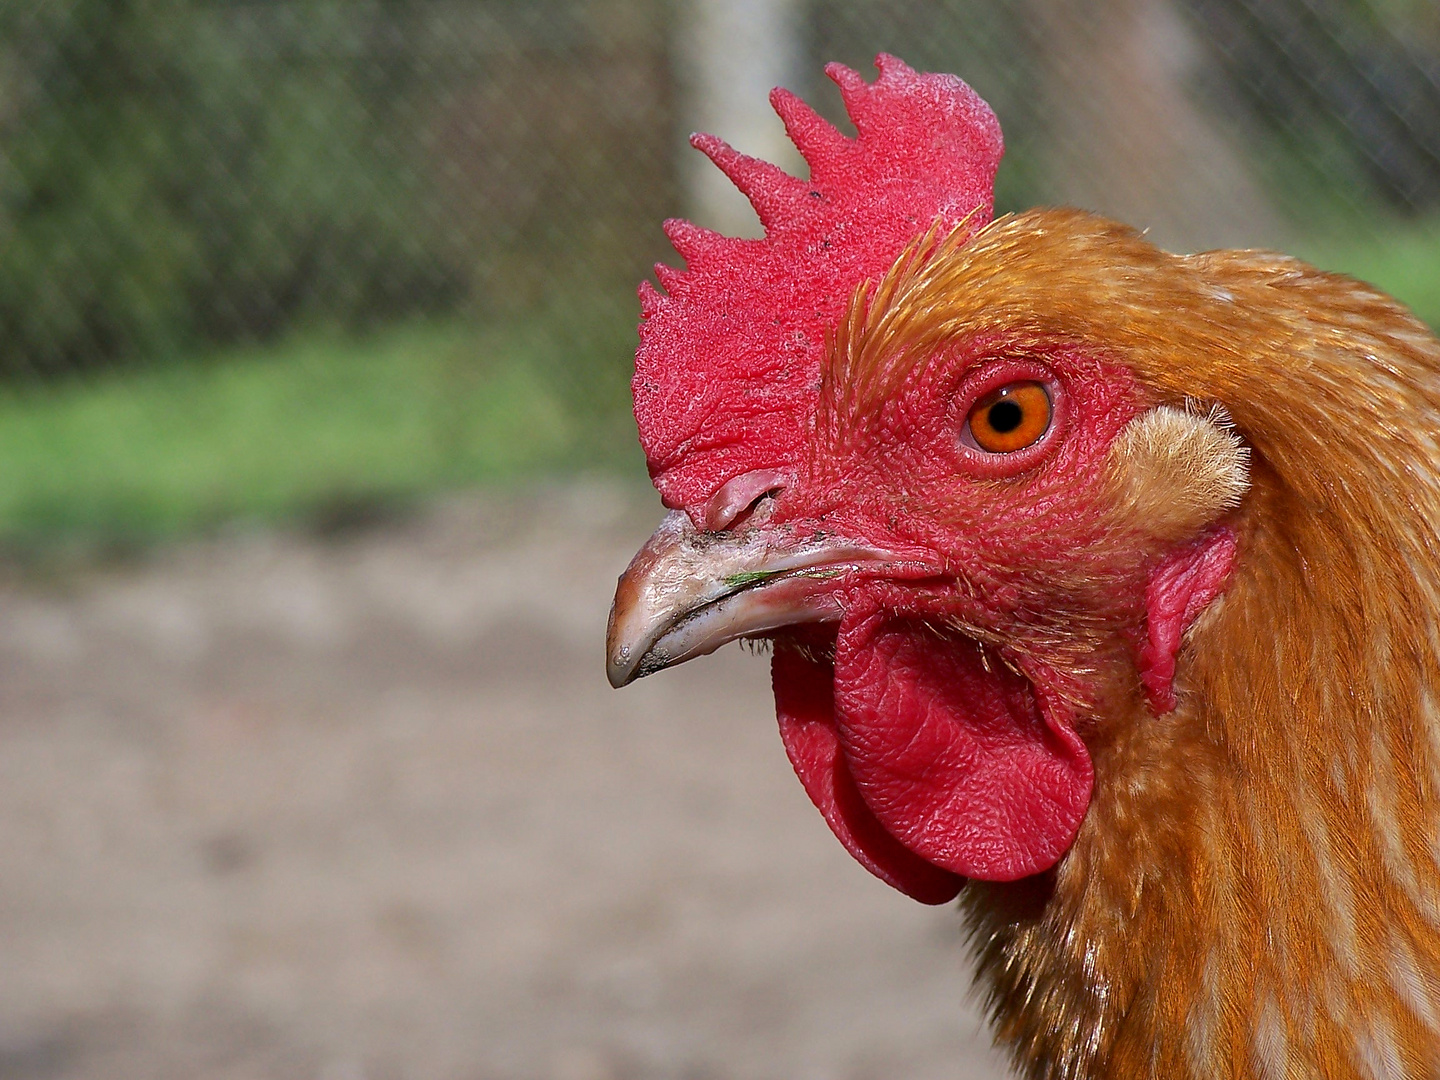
[{"left": 633, "top": 54, "right": 1003, "bottom": 512}]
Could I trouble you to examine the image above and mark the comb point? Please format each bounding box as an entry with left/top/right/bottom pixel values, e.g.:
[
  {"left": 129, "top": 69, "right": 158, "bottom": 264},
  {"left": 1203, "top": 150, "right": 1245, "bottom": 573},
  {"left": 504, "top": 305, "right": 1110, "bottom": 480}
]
[
  {"left": 873, "top": 52, "right": 913, "bottom": 78},
  {"left": 653, "top": 262, "right": 685, "bottom": 293},
  {"left": 691, "top": 132, "right": 808, "bottom": 231},
  {"left": 772, "top": 87, "right": 851, "bottom": 177},
  {"left": 829, "top": 60, "right": 881, "bottom": 137},
  {"left": 824, "top": 61, "right": 864, "bottom": 93},
  {"left": 663, "top": 217, "right": 732, "bottom": 265}
]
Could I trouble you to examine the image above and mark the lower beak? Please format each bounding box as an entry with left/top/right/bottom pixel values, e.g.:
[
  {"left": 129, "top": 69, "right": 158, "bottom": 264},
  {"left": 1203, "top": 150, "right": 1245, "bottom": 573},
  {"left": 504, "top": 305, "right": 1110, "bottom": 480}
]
[{"left": 606, "top": 510, "right": 898, "bottom": 688}]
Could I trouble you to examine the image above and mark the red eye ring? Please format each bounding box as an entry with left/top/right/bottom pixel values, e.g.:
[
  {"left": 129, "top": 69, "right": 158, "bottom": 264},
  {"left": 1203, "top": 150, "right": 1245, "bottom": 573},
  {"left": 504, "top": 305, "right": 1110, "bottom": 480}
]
[{"left": 965, "top": 381, "right": 1052, "bottom": 453}]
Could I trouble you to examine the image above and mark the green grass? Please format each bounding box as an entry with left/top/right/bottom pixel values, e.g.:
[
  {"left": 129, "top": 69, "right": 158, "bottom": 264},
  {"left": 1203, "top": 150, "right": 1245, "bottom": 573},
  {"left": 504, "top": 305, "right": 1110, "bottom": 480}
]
[{"left": 0, "top": 315, "right": 638, "bottom": 551}]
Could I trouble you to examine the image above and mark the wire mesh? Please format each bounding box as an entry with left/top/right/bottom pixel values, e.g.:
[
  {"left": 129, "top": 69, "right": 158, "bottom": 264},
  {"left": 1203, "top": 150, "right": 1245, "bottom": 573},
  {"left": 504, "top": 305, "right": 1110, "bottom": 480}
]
[{"left": 1, "top": 0, "right": 1439, "bottom": 417}]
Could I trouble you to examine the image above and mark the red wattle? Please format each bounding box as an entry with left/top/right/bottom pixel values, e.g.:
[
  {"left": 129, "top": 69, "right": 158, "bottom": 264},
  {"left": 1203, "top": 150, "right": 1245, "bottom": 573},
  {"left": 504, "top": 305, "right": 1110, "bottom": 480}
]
[
  {"left": 772, "top": 642, "right": 965, "bottom": 905},
  {"left": 832, "top": 613, "right": 1093, "bottom": 882},
  {"left": 1139, "top": 526, "right": 1238, "bottom": 715}
]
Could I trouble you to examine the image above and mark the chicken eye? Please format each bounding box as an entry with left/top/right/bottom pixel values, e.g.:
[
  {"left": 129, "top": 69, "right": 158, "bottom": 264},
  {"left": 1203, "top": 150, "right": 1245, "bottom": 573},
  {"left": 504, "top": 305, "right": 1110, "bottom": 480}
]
[{"left": 966, "top": 382, "right": 1052, "bottom": 453}]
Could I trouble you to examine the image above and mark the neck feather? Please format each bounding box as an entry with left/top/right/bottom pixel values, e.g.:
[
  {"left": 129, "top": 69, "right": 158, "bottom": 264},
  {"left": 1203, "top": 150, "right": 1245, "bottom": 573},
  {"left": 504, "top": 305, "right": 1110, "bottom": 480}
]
[
  {"left": 965, "top": 460, "right": 1440, "bottom": 1079},
  {"left": 948, "top": 212, "right": 1440, "bottom": 1080}
]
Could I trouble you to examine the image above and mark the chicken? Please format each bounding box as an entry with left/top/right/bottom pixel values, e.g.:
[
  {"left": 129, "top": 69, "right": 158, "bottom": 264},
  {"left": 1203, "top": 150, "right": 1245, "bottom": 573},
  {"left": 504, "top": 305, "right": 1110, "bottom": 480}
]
[{"left": 605, "top": 55, "right": 1440, "bottom": 1079}]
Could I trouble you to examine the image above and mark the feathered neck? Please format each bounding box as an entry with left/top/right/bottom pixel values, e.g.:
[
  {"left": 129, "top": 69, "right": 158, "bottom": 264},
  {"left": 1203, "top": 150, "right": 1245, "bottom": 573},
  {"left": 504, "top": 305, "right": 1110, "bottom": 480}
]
[{"left": 945, "top": 210, "right": 1440, "bottom": 1079}]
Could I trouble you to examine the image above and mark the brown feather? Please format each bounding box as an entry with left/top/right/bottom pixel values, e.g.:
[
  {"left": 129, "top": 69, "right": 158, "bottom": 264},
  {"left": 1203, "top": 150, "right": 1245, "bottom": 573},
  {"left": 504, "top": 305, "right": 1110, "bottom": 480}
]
[{"left": 842, "top": 208, "right": 1440, "bottom": 1079}]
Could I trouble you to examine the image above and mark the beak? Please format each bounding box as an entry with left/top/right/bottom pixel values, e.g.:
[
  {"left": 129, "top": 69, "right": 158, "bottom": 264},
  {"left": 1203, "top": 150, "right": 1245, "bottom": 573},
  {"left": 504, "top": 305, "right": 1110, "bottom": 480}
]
[{"left": 606, "top": 510, "right": 904, "bottom": 688}]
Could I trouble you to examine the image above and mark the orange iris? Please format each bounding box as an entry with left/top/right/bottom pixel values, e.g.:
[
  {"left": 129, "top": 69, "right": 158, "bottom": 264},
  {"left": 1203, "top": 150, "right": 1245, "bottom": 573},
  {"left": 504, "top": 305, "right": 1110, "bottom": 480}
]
[{"left": 967, "top": 382, "right": 1052, "bottom": 453}]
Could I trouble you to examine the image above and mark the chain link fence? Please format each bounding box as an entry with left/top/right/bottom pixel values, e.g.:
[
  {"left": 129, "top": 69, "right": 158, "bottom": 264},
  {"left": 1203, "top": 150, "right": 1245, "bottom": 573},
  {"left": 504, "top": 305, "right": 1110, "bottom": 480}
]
[
  {"left": 2, "top": 0, "right": 1439, "bottom": 470},
  {"left": 0, "top": 1, "right": 673, "bottom": 377}
]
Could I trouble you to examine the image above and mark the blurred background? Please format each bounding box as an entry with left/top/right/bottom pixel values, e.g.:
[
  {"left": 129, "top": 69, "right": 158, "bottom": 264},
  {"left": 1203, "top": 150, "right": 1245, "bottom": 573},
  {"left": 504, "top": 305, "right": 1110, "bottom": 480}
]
[{"left": 1, "top": 1, "right": 1439, "bottom": 1078}]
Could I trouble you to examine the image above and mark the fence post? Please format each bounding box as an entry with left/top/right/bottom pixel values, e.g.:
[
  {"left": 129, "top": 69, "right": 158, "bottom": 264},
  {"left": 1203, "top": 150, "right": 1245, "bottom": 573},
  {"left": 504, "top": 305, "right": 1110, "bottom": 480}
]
[{"left": 675, "top": 0, "right": 805, "bottom": 237}]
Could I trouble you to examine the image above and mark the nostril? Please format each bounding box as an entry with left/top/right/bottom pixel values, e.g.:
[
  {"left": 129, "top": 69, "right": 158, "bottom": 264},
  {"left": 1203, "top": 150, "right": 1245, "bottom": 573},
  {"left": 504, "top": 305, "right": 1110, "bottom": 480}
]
[{"left": 702, "top": 468, "right": 791, "bottom": 532}]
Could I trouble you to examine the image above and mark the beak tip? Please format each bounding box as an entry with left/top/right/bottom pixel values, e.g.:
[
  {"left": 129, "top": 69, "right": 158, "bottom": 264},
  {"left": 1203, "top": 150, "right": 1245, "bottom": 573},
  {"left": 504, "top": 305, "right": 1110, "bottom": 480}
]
[
  {"left": 607, "top": 637, "right": 664, "bottom": 688},
  {"left": 606, "top": 654, "right": 635, "bottom": 689},
  {"left": 606, "top": 602, "right": 639, "bottom": 688}
]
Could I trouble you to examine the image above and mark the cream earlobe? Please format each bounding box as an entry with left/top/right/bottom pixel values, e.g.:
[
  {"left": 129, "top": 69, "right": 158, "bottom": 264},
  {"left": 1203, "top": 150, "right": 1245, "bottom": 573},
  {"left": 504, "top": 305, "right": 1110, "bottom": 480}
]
[{"left": 1102, "top": 404, "right": 1250, "bottom": 542}]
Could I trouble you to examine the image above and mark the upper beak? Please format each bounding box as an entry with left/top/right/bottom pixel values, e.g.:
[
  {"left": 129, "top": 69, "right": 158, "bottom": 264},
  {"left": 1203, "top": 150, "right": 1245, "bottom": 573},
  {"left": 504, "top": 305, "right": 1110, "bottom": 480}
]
[{"left": 605, "top": 509, "right": 901, "bottom": 688}]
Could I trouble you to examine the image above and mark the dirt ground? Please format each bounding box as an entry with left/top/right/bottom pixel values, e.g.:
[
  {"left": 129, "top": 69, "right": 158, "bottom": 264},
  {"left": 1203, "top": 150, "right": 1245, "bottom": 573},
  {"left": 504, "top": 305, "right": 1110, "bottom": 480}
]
[{"left": 0, "top": 483, "right": 1014, "bottom": 1080}]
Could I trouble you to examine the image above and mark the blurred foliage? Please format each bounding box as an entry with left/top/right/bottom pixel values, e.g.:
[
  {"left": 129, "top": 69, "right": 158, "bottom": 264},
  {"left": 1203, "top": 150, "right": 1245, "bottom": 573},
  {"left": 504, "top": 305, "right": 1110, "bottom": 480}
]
[
  {"left": 0, "top": 0, "right": 673, "bottom": 379},
  {"left": 0, "top": 0, "right": 468, "bottom": 377}
]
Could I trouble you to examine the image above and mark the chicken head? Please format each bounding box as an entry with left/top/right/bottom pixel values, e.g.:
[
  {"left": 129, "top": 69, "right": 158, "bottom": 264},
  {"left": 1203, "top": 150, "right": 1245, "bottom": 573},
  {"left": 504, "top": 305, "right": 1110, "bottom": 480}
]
[{"left": 606, "top": 57, "right": 1248, "bottom": 904}]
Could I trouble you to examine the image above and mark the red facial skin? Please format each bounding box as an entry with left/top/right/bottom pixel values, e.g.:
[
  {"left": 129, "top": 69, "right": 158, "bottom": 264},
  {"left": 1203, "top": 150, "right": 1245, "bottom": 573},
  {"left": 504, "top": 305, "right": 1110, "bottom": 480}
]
[
  {"left": 783, "top": 343, "right": 1151, "bottom": 638},
  {"left": 731, "top": 343, "right": 1189, "bottom": 901},
  {"left": 629, "top": 57, "right": 1238, "bottom": 902}
]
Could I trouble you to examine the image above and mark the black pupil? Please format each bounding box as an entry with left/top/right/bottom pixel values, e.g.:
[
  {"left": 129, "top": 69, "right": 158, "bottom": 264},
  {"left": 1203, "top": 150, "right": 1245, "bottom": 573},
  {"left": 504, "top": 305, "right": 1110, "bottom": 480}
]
[{"left": 987, "top": 399, "right": 1024, "bottom": 433}]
